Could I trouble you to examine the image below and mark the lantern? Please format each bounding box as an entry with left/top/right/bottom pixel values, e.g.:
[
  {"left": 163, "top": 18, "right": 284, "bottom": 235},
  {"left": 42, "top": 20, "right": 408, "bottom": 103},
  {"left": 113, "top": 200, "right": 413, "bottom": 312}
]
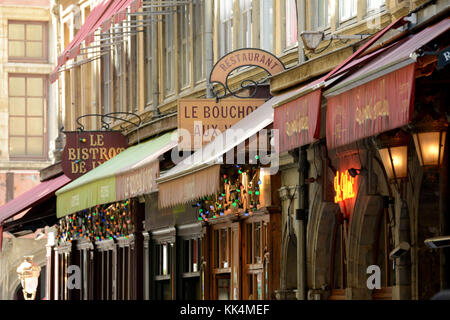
[
  {"left": 376, "top": 130, "right": 410, "bottom": 180},
  {"left": 412, "top": 115, "right": 448, "bottom": 168},
  {"left": 16, "top": 256, "right": 41, "bottom": 300}
]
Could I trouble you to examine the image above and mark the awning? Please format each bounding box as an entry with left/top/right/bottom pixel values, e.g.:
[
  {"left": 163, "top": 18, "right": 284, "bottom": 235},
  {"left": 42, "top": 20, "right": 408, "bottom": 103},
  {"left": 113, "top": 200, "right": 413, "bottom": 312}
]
[
  {"left": 157, "top": 91, "right": 296, "bottom": 209},
  {"left": 50, "top": 0, "right": 143, "bottom": 83},
  {"left": 0, "top": 174, "right": 71, "bottom": 225},
  {"left": 325, "top": 17, "right": 449, "bottom": 149},
  {"left": 272, "top": 16, "right": 410, "bottom": 153},
  {"left": 325, "top": 17, "right": 449, "bottom": 98},
  {"left": 56, "top": 130, "right": 176, "bottom": 217}
]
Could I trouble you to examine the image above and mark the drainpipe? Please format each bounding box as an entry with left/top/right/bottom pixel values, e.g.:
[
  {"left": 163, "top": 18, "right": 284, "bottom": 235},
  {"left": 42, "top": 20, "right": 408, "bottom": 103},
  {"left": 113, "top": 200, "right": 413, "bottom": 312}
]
[
  {"left": 296, "top": 147, "right": 309, "bottom": 299},
  {"left": 151, "top": 5, "right": 160, "bottom": 117},
  {"left": 205, "top": 0, "right": 214, "bottom": 98},
  {"left": 297, "top": 0, "right": 306, "bottom": 63}
]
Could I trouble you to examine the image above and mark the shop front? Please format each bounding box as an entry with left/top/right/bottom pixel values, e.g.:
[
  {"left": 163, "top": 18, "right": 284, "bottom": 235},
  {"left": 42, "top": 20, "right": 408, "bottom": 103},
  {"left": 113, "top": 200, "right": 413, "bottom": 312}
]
[
  {"left": 51, "top": 131, "right": 176, "bottom": 300},
  {"left": 273, "top": 15, "right": 449, "bottom": 300}
]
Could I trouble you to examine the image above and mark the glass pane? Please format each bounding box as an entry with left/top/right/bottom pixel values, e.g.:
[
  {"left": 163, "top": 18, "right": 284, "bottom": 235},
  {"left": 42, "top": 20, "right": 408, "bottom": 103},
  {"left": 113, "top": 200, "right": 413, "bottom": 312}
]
[
  {"left": 26, "top": 42, "right": 43, "bottom": 58},
  {"left": 27, "top": 118, "right": 43, "bottom": 135},
  {"left": 247, "top": 224, "right": 253, "bottom": 264},
  {"left": 221, "top": 229, "right": 227, "bottom": 268},
  {"left": 9, "top": 97, "right": 25, "bottom": 116},
  {"left": 27, "top": 98, "right": 43, "bottom": 116},
  {"left": 9, "top": 77, "right": 25, "bottom": 96},
  {"left": 214, "top": 230, "right": 219, "bottom": 268},
  {"left": 255, "top": 222, "right": 261, "bottom": 263},
  {"left": 10, "top": 117, "right": 25, "bottom": 135},
  {"left": 217, "top": 278, "right": 230, "bottom": 300},
  {"left": 27, "top": 78, "right": 43, "bottom": 96},
  {"left": 9, "top": 41, "right": 25, "bottom": 57},
  {"left": 9, "top": 24, "right": 24, "bottom": 40},
  {"left": 27, "top": 137, "right": 43, "bottom": 155},
  {"left": 10, "top": 137, "right": 26, "bottom": 155},
  {"left": 162, "top": 244, "right": 168, "bottom": 275},
  {"left": 26, "top": 24, "right": 43, "bottom": 41}
]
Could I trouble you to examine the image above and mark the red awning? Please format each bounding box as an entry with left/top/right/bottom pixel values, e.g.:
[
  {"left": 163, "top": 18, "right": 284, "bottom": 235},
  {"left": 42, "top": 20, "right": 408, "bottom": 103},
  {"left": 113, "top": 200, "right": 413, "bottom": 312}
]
[
  {"left": 0, "top": 174, "right": 71, "bottom": 225},
  {"left": 50, "top": 0, "right": 142, "bottom": 83},
  {"left": 273, "top": 16, "right": 409, "bottom": 153},
  {"left": 325, "top": 17, "right": 449, "bottom": 149}
]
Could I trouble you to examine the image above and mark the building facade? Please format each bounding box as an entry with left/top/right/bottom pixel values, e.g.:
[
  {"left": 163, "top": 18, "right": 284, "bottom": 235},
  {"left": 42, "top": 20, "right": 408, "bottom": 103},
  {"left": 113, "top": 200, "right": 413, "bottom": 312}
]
[
  {"left": 0, "top": 0, "right": 446, "bottom": 300},
  {"left": 0, "top": 0, "right": 60, "bottom": 300}
]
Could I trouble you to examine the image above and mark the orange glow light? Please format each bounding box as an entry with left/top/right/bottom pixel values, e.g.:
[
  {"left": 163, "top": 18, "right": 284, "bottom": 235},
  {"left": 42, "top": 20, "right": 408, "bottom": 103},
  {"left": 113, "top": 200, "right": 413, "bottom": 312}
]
[{"left": 334, "top": 170, "right": 356, "bottom": 203}]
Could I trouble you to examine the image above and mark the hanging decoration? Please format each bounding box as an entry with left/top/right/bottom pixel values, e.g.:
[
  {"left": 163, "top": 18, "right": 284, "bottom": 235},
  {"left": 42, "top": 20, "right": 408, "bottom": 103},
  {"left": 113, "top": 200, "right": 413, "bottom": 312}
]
[
  {"left": 56, "top": 200, "right": 134, "bottom": 244},
  {"left": 195, "top": 165, "right": 262, "bottom": 221}
]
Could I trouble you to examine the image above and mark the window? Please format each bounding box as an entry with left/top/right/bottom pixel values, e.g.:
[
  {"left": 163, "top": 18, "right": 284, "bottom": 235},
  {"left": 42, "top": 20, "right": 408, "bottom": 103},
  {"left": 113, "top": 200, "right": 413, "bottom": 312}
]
[
  {"left": 178, "top": 4, "right": 191, "bottom": 89},
  {"left": 182, "top": 238, "right": 202, "bottom": 273},
  {"left": 220, "top": 0, "right": 233, "bottom": 56},
  {"left": 101, "top": 33, "right": 111, "bottom": 114},
  {"left": 164, "top": 13, "right": 175, "bottom": 96},
  {"left": 213, "top": 227, "right": 231, "bottom": 269},
  {"left": 144, "top": 17, "right": 153, "bottom": 106},
  {"left": 339, "top": 0, "right": 357, "bottom": 21},
  {"left": 367, "top": 0, "right": 385, "bottom": 12},
  {"left": 112, "top": 24, "right": 126, "bottom": 112},
  {"left": 317, "top": 0, "right": 330, "bottom": 30},
  {"left": 128, "top": 17, "right": 138, "bottom": 112},
  {"left": 9, "top": 74, "right": 47, "bottom": 159},
  {"left": 240, "top": 0, "right": 252, "bottom": 48},
  {"left": 193, "top": 0, "right": 205, "bottom": 83},
  {"left": 8, "top": 21, "right": 47, "bottom": 62},
  {"left": 285, "top": 0, "right": 298, "bottom": 48},
  {"left": 260, "top": 0, "right": 273, "bottom": 52}
]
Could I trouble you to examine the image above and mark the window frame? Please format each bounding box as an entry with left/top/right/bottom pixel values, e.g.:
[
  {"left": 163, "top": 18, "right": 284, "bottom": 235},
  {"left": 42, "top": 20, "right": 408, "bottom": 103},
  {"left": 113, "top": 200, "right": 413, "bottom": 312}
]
[
  {"left": 284, "top": 0, "right": 298, "bottom": 50},
  {"left": 193, "top": 0, "right": 206, "bottom": 84},
  {"left": 8, "top": 20, "right": 48, "bottom": 63},
  {"left": 339, "top": 0, "right": 357, "bottom": 22},
  {"left": 220, "top": 0, "right": 234, "bottom": 57},
  {"left": 164, "top": 13, "right": 175, "bottom": 97},
  {"left": 178, "top": 3, "right": 191, "bottom": 90},
  {"left": 239, "top": 0, "right": 253, "bottom": 48},
  {"left": 367, "top": 0, "right": 386, "bottom": 13},
  {"left": 8, "top": 73, "right": 48, "bottom": 160},
  {"left": 259, "top": 0, "right": 274, "bottom": 52}
]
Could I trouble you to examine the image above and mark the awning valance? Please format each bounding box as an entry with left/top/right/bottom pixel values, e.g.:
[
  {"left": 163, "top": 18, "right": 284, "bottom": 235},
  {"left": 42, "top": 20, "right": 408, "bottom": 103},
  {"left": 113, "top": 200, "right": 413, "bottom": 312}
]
[
  {"left": 56, "top": 130, "right": 176, "bottom": 217},
  {"left": 50, "top": 0, "right": 143, "bottom": 83},
  {"left": 157, "top": 90, "right": 297, "bottom": 209}
]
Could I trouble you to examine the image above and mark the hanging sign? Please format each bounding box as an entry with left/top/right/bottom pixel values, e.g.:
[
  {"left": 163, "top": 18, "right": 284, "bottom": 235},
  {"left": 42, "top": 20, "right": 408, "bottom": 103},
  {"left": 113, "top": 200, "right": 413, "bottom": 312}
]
[
  {"left": 178, "top": 98, "right": 265, "bottom": 150},
  {"left": 437, "top": 46, "right": 450, "bottom": 70},
  {"left": 61, "top": 131, "right": 128, "bottom": 179},
  {"left": 326, "top": 64, "right": 415, "bottom": 149},
  {"left": 209, "top": 48, "right": 285, "bottom": 98}
]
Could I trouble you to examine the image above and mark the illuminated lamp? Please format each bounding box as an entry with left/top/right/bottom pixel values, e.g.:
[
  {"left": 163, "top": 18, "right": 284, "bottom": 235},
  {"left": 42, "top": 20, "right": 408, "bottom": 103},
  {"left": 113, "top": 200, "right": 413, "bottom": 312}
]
[
  {"left": 411, "top": 115, "right": 448, "bottom": 168},
  {"left": 376, "top": 130, "right": 410, "bottom": 180},
  {"left": 16, "top": 256, "right": 41, "bottom": 300}
]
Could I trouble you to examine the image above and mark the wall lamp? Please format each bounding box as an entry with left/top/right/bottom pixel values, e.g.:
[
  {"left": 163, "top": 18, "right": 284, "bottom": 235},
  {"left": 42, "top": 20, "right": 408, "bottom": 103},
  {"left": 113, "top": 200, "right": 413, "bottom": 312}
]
[
  {"left": 411, "top": 115, "right": 448, "bottom": 168},
  {"left": 300, "top": 31, "right": 370, "bottom": 52},
  {"left": 375, "top": 130, "right": 410, "bottom": 181}
]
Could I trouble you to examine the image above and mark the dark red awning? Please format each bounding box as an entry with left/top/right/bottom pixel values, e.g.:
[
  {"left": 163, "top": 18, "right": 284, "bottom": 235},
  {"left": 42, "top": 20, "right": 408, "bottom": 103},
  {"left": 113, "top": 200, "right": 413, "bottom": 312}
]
[
  {"left": 0, "top": 174, "right": 71, "bottom": 225},
  {"left": 50, "top": 0, "right": 142, "bottom": 83}
]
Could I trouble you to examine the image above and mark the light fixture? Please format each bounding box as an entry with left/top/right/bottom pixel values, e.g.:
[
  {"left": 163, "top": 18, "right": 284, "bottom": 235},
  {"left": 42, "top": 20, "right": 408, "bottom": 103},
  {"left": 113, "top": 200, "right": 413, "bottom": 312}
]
[
  {"left": 348, "top": 168, "right": 362, "bottom": 178},
  {"left": 16, "top": 256, "right": 41, "bottom": 300},
  {"left": 375, "top": 130, "right": 410, "bottom": 181},
  {"left": 300, "top": 32, "right": 370, "bottom": 52},
  {"left": 412, "top": 115, "right": 448, "bottom": 168}
]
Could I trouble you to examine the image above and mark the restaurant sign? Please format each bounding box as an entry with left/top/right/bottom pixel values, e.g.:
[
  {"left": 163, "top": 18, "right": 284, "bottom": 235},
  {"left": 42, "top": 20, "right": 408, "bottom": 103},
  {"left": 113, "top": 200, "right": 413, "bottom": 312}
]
[
  {"left": 62, "top": 131, "right": 128, "bottom": 179},
  {"left": 210, "top": 48, "right": 285, "bottom": 98},
  {"left": 178, "top": 98, "right": 265, "bottom": 150},
  {"left": 326, "top": 64, "right": 415, "bottom": 149},
  {"left": 274, "top": 89, "right": 322, "bottom": 153}
]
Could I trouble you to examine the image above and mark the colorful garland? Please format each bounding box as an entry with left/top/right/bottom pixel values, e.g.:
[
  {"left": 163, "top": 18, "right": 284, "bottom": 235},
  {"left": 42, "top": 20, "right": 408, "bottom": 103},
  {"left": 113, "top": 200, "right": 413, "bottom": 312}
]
[
  {"left": 56, "top": 200, "right": 134, "bottom": 244},
  {"left": 196, "top": 165, "right": 262, "bottom": 221}
]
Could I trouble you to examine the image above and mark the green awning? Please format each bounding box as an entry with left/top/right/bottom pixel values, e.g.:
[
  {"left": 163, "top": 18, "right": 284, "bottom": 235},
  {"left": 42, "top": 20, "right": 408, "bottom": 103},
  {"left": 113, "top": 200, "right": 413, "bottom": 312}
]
[{"left": 56, "top": 131, "right": 177, "bottom": 218}]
